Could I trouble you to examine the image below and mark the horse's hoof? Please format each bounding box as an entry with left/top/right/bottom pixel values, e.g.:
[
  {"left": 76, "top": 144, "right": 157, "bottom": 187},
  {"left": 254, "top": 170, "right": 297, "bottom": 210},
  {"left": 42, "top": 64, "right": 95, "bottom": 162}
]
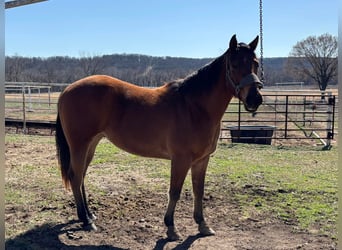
[
  {"left": 199, "top": 222, "right": 215, "bottom": 236},
  {"left": 83, "top": 222, "right": 97, "bottom": 231},
  {"left": 89, "top": 213, "right": 97, "bottom": 220},
  {"left": 167, "top": 226, "right": 182, "bottom": 241}
]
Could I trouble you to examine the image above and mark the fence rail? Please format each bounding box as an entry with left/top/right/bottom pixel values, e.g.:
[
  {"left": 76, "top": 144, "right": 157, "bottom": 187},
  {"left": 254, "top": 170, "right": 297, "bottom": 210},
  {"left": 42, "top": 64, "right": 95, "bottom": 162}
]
[{"left": 5, "top": 82, "right": 338, "bottom": 148}]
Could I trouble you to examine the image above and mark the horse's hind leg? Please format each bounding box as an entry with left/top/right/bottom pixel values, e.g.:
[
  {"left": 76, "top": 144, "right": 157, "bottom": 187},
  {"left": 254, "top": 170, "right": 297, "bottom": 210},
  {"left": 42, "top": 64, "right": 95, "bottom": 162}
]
[
  {"left": 81, "top": 183, "right": 96, "bottom": 220},
  {"left": 81, "top": 137, "right": 102, "bottom": 221},
  {"left": 191, "top": 156, "right": 215, "bottom": 236},
  {"left": 69, "top": 145, "right": 97, "bottom": 231}
]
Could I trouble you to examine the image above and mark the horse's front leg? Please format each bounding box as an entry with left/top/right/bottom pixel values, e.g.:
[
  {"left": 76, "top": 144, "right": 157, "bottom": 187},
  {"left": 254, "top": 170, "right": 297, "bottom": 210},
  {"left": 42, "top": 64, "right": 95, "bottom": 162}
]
[
  {"left": 191, "top": 156, "right": 215, "bottom": 236},
  {"left": 164, "top": 157, "right": 191, "bottom": 241}
]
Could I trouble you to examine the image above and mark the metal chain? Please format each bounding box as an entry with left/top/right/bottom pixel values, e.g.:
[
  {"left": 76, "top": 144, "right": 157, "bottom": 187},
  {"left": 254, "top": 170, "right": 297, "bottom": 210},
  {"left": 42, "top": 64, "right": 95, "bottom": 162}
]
[{"left": 259, "top": 0, "right": 265, "bottom": 83}]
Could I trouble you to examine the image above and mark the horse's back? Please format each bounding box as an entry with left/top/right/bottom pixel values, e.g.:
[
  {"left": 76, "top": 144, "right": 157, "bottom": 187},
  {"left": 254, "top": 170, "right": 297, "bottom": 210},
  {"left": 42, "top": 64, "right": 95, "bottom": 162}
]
[{"left": 61, "top": 75, "right": 146, "bottom": 100}]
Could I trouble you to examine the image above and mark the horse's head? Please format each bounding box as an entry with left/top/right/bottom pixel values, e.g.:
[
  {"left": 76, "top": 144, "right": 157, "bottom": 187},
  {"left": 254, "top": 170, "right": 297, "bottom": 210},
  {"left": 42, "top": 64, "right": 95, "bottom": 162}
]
[{"left": 226, "top": 35, "right": 263, "bottom": 112}]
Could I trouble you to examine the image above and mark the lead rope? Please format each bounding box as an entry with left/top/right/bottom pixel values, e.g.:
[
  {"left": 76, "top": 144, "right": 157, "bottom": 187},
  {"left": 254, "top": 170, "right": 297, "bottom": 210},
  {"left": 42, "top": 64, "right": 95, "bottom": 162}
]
[{"left": 259, "top": 0, "right": 265, "bottom": 84}]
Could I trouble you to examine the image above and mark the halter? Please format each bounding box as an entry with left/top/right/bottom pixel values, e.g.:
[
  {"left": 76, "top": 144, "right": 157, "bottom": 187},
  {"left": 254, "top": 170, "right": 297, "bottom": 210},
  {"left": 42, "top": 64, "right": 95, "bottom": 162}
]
[{"left": 225, "top": 54, "right": 263, "bottom": 96}]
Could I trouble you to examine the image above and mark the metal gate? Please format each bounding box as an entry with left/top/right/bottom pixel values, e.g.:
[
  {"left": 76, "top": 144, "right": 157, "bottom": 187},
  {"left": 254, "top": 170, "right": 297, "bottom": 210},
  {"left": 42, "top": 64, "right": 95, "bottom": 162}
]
[{"left": 220, "top": 91, "right": 337, "bottom": 149}]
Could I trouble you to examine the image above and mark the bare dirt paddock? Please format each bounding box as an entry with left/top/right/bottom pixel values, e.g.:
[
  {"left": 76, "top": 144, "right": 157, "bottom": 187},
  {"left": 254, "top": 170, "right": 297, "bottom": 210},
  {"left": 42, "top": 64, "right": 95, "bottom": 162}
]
[{"left": 5, "top": 133, "right": 337, "bottom": 250}]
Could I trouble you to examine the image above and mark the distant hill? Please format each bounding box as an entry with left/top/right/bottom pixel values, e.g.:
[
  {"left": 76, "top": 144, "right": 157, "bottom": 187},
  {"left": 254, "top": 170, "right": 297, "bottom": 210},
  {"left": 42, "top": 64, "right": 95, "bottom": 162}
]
[
  {"left": 5, "top": 54, "right": 321, "bottom": 87},
  {"left": 6, "top": 54, "right": 212, "bottom": 86},
  {"left": 263, "top": 57, "right": 292, "bottom": 85}
]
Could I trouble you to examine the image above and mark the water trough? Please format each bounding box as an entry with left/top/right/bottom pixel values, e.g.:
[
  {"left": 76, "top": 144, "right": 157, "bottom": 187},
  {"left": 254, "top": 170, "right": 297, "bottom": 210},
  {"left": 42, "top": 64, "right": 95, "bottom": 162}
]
[{"left": 229, "top": 125, "right": 276, "bottom": 145}]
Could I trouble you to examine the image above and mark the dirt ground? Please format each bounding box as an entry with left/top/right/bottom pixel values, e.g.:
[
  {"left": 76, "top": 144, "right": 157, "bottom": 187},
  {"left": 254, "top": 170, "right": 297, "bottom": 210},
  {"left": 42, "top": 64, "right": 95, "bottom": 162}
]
[{"left": 5, "top": 132, "right": 337, "bottom": 250}]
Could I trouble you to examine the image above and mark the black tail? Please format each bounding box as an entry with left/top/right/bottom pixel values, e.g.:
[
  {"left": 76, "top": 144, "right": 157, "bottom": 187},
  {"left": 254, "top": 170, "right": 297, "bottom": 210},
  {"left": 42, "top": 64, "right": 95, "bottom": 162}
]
[{"left": 55, "top": 113, "right": 71, "bottom": 190}]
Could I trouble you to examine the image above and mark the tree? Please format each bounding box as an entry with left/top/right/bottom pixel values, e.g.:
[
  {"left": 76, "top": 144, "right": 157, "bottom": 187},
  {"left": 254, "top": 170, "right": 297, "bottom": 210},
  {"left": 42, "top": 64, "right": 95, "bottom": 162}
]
[
  {"left": 78, "top": 52, "right": 105, "bottom": 77},
  {"left": 287, "top": 33, "right": 337, "bottom": 91},
  {"left": 5, "top": 55, "right": 26, "bottom": 82}
]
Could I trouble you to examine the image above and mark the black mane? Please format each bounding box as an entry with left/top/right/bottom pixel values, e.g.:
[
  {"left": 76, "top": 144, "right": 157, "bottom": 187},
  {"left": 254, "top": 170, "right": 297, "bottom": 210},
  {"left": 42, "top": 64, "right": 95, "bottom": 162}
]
[{"left": 172, "top": 54, "right": 225, "bottom": 96}]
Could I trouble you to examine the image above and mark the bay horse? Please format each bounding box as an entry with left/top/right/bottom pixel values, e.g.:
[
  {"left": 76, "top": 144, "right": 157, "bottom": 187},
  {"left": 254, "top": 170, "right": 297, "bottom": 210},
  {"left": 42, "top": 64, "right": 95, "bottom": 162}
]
[{"left": 55, "top": 35, "right": 263, "bottom": 241}]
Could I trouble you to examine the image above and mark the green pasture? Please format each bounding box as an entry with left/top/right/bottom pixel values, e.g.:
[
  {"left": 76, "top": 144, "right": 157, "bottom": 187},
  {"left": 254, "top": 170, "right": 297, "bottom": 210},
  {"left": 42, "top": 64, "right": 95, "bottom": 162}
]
[{"left": 5, "top": 134, "right": 337, "bottom": 242}]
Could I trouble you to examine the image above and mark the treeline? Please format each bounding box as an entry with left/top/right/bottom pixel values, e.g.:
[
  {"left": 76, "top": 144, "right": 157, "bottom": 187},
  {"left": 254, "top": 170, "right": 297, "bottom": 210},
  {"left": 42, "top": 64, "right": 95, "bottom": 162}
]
[
  {"left": 5, "top": 54, "right": 212, "bottom": 87},
  {"left": 5, "top": 54, "right": 331, "bottom": 87}
]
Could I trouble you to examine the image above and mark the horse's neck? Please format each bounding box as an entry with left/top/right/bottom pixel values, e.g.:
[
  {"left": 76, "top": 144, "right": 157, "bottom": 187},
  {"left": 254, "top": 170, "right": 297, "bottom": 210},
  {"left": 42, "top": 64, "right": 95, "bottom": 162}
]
[
  {"left": 201, "top": 76, "right": 234, "bottom": 124},
  {"left": 182, "top": 58, "right": 234, "bottom": 124}
]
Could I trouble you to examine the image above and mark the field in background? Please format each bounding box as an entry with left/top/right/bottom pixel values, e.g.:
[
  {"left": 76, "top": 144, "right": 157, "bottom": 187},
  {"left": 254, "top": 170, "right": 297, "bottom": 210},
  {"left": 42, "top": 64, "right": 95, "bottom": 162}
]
[{"left": 5, "top": 91, "right": 60, "bottom": 121}]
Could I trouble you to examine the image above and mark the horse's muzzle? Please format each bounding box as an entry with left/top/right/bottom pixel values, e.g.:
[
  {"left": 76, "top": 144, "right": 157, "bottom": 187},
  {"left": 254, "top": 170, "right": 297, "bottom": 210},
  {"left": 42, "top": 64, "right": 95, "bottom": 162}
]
[{"left": 244, "top": 86, "right": 263, "bottom": 112}]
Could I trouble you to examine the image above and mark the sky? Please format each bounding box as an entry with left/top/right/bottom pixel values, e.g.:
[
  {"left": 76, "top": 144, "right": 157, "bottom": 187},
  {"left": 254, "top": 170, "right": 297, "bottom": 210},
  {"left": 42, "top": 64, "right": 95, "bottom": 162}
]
[{"left": 5, "top": 0, "right": 338, "bottom": 59}]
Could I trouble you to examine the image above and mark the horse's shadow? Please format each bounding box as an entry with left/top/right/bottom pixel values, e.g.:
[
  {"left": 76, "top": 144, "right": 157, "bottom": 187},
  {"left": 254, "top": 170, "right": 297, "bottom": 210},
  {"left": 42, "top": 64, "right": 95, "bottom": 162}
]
[
  {"left": 5, "top": 220, "right": 125, "bottom": 250},
  {"left": 6, "top": 221, "right": 205, "bottom": 250},
  {"left": 153, "top": 234, "right": 204, "bottom": 250}
]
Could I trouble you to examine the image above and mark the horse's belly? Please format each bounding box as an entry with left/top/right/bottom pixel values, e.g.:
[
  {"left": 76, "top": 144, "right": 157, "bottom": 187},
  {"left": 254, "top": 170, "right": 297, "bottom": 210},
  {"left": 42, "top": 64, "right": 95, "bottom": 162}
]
[{"left": 104, "top": 128, "right": 171, "bottom": 160}]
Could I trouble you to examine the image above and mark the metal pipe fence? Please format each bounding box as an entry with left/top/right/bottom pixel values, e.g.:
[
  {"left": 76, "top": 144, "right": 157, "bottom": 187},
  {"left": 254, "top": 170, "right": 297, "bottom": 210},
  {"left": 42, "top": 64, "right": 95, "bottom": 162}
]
[
  {"left": 220, "top": 90, "right": 338, "bottom": 148},
  {"left": 5, "top": 82, "right": 68, "bottom": 132}
]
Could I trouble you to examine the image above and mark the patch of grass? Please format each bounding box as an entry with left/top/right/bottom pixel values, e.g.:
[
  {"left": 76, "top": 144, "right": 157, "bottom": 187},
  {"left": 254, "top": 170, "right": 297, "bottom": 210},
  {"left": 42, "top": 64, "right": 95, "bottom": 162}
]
[
  {"left": 92, "top": 139, "right": 122, "bottom": 165},
  {"left": 208, "top": 143, "right": 337, "bottom": 238},
  {"left": 5, "top": 133, "right": 55, "bottom": 144},
  {"left": 5, "top": 188, "right": 25, "bottom": 204}
]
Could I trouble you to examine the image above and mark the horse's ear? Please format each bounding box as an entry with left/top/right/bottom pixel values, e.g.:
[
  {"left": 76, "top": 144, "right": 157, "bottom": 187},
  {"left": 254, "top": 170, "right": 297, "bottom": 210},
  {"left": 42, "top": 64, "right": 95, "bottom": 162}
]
[
  {"left": 249, "top": 36, "right": 259, "bottom": 51},
  {"left": 229, "top": 34, "right": 238, "bottom": 50}
]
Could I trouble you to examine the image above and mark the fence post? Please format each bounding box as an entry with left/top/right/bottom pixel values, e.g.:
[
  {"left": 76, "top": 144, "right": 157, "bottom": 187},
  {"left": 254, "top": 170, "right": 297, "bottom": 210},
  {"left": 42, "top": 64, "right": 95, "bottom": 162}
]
[
  {"left": 21, "top": 83, "right": 26, "bottom": 133},
  {"left": 284, "top": 95, "right": 288, "bottom": 138},
  {"left": 238, "top": 100, "right": 241, "bottom": 129},
  {"left": 48, "top": 85, "right": 51, "bottom": 107},
  {"left": 303, "top": 96, "right": 306, "bottom": 126},
  {"left": 325, "top": 92, "right": 334, "bottom": 149},
  {"left": 28, "top": 85, "right": 32, "bottom": 111},
  {"left": 38, "top": 87, "right": 41, "bottom": 107}
]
